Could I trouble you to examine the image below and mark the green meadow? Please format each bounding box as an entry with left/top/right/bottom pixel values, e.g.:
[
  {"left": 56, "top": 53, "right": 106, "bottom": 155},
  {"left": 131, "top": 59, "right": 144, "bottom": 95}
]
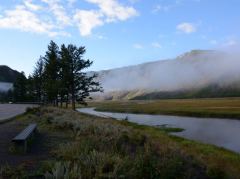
[{"left": 90, "top": 98, "right": 240, "bottom": 119}]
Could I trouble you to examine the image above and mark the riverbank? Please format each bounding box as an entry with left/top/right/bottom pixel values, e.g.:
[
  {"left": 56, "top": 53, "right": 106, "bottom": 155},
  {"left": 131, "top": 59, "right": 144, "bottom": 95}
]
[
  {"left": 78, "top": 107, "right": 240, "bottom": 152},
  {"left": 90, "top": 98, "right": 240, "bottom": 119},
  {"left": 1, "top": 107, "right": 240, "bottom": 178}
]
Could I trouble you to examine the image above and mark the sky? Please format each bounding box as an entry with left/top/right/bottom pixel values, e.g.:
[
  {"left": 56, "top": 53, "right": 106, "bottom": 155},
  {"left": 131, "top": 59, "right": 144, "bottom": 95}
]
[{"left": 0, "top": 0, "right": 239, "bottom": 75}]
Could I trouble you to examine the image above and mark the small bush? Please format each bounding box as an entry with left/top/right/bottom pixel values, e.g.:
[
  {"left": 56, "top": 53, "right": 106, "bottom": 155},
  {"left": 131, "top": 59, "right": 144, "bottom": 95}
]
[{"left": 0, "top": 165, "right": 26, "bottom": 178}]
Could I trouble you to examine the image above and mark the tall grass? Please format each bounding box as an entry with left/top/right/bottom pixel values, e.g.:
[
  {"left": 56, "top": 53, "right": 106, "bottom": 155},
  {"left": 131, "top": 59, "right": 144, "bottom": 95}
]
[
  {"left": 3, "top": 107, "right": 240, "bottom": 178},
  {"left": 37, "top": 107, "right": 240, "bottom": 178}
]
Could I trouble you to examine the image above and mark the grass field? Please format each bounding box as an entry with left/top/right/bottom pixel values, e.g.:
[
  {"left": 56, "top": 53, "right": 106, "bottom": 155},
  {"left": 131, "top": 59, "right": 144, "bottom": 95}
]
[
  {"left": 1, "top": 107, "right": 240, "bottom": 178},
  {"left": 90, "top": 98, "right": 240, "bottom": 119}
]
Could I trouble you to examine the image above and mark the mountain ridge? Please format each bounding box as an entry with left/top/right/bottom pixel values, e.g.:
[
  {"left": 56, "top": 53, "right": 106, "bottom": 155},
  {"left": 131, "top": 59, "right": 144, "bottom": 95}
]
[
  {"left": 0, "top": 65, "right": 21, "bottom": 83},
  {"left": 0, "top": 65, "right": 21, "bottom": 92}
]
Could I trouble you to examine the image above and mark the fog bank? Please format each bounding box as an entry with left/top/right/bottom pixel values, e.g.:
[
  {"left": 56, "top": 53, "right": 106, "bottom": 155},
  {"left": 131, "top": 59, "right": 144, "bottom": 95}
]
[
  {"left": 96, "top": 50, "right": 240, "bottom": 93},
  {"left": 0, "top": 82, "right": 13, "bottom": 92}
]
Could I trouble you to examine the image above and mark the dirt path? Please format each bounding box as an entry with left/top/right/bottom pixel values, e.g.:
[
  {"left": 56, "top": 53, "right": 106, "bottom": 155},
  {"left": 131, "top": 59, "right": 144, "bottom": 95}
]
[{"left": 0, "top": 104, "right": 36, "bottom": 122}]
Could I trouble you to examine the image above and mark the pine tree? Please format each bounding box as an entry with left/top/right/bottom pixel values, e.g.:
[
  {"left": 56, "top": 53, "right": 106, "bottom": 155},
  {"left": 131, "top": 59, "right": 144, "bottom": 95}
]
[
  {"left": 13, "top": 72, "right": 27, "bottom": 102},
  {"left": 32, "top": 56, "right": 45, "bottom": 103},
  {"left": 61, "top": 44, "right": 102, "bottom": 110},
  {"left": 43, "top": 41, "right": 60, "bottom": 105},
  {"left": 27, "top": 75, "right": 36, "bottom": 102},
  {"left": 59, "top": 44, "right": 71, "bottom": 108},
  {"left": 25, "top": 41, "right": 102, "bottom": 108}
]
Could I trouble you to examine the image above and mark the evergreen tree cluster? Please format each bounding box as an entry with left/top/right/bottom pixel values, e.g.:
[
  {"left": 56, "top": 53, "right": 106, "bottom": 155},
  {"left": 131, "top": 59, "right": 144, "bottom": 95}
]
[{"left": 8, "top": 41, "right": 102, "bottom": 110}]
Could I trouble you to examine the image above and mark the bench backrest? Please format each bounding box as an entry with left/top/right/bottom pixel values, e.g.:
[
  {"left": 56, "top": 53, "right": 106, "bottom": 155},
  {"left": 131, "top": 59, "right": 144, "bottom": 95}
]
[{"left": 13, "top": 123, "right": 37, "bottom": 141}]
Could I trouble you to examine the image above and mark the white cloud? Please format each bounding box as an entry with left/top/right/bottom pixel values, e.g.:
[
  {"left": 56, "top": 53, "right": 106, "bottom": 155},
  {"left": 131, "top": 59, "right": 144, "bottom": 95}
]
[
  {"left": 223, "top": 40, "right": 237, "bottom": 47},
  {"left": 152, "top": 5, "right": 162, "bottom": 13},
  {"left": 41, "top": 0, "right": 71, "bottom": 26},
  {"left": 152, "top": 0, "right": 201, "bottom": 14},
  {"left": 151, "top": 42, "right": 162, "bottom": 48},
  {"left": 73, "top": 0, "right": 138, "bottom": 36},
  {"left": 152, "top": 5, "right": 170, "bottom": 13},
  {"left": 74, "top": 10, "right": 103, "bottom": 36},
  {"left": 0, "top": 5, "right": 55, "bottom": 36},
  {"left": 0, "top": 0, "right": 138, "bottom": 37},
  {"left": 209, "top": 40, "right": 217, "bottom": 45},
  {"left": 133, "top": 43, "right": 143, "bottom": 49},
  {"left": 85, "top": 0, "right": 138, "bottom": 22},
  {"left": 68, "top": 0, "right": 77, "bottom": 6},
  {"left": 152, "top": 0, "right": 194, "bottom": 14},
  {"left": 24, "top": 0, "right": 42, "bottom": 11},
  {"left": 177, "top": 22, "right": 196, "bottom": 34},
  {"left": 96, "top": 34, "right": 107, "bottom": 39}
]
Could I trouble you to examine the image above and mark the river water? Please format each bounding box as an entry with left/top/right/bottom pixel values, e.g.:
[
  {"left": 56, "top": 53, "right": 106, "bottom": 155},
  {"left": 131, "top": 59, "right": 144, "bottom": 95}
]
[{"left": 78, "top": 108, "right": 240, "bottom": 153}]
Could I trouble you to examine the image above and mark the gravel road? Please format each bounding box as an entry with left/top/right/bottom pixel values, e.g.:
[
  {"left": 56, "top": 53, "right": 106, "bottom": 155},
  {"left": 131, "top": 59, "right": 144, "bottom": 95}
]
[{"left": 0, "top": 104, "right": 36, "bottom": 122}]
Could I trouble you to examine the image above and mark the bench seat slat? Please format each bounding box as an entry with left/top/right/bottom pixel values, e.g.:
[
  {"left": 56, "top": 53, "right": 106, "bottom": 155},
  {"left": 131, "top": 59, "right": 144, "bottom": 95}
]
[{"left": 13, "top": 124, "right": 37, "bottom": 141}]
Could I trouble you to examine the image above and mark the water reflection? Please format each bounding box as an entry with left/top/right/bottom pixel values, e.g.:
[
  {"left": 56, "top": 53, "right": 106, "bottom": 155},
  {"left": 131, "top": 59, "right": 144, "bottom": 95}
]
[{"left": 78, "top": 108, "right": 240, "bottom": 153}]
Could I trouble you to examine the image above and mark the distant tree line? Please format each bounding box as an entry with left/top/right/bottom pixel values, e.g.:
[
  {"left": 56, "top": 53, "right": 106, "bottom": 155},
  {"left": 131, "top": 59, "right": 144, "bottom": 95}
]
[{"left": 4, "top": 41, "right": 102, "bottom": 110}]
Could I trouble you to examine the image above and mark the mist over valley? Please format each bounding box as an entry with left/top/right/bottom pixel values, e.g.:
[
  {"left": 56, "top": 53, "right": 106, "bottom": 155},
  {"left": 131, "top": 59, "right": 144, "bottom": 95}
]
[{"left": 92, "top": 50, "right": 240, "bottom": 100}]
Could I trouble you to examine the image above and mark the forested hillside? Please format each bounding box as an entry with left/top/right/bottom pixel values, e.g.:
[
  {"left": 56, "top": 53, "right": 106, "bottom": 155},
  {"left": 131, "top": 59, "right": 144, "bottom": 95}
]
[{"left": 0, "top": 65, "right": 21, "bottom": 83}]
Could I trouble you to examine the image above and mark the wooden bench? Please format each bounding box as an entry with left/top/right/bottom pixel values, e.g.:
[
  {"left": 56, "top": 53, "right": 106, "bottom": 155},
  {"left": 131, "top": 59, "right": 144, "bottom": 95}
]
[{"left": 12, "top": 123, "right": 37, "bottom": 153}]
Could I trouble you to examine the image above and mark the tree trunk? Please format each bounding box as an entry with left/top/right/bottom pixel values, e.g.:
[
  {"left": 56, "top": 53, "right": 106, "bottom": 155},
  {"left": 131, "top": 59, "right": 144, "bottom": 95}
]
[
  {"left": 71, "top": 85, "right": 75, "bottom": 110},
  {"left": 71, "top": 65, "right": 75, "bottom": 110},
  {"left": 56, "top": 97, "right": 59, "bottom": 107},
  {"left": 66, "top": 95, "right": 68, "bottom": 108},
  {"left": 60, "top": 96, "right": 63, "bottom": 108},
  {"left": 72, "top": 94, "right": 75, "bottom": 110}
]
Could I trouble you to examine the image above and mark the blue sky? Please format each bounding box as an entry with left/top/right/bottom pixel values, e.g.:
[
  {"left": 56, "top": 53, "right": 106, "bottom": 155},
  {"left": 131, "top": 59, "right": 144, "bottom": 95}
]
[{"left": 0, "top": 0, "right": 239, "bottom": 75}]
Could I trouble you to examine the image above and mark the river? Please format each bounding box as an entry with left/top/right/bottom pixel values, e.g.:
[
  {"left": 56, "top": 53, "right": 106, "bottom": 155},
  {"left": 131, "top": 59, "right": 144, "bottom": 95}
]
[{"left": 78, "top": 107, "right": 240, "bottom": 153}]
